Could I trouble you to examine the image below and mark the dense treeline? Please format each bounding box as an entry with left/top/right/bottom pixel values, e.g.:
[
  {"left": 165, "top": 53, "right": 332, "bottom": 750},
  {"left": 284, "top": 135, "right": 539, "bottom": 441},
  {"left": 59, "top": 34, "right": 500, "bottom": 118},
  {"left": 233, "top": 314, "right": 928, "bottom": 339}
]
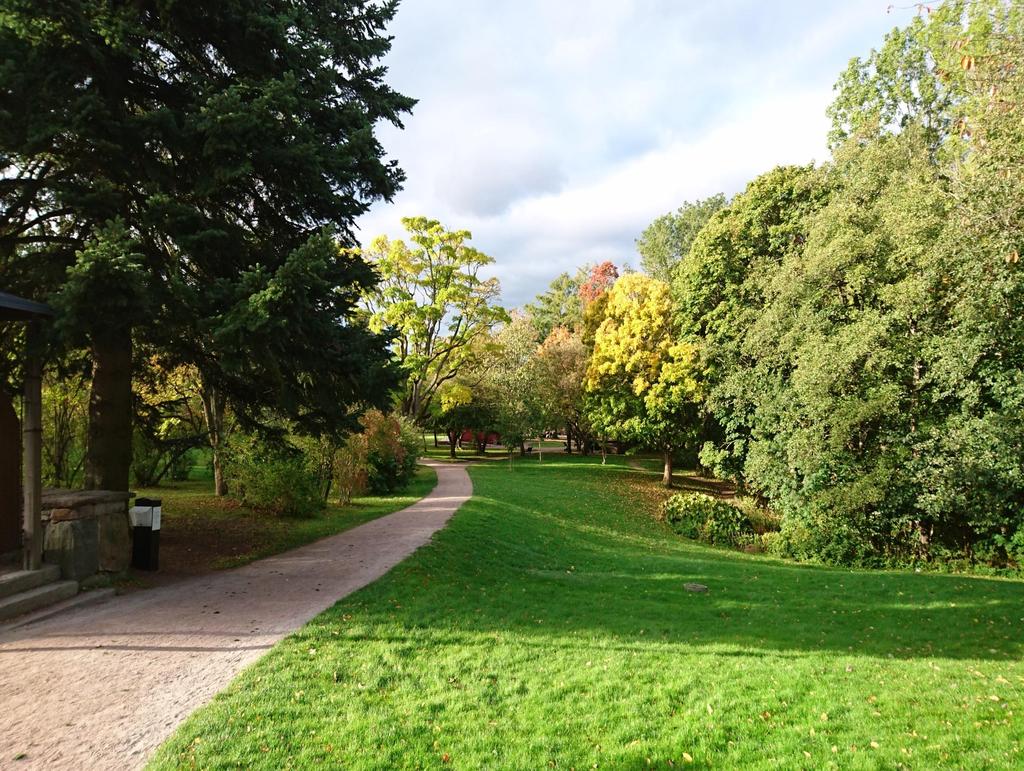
[
  {"left": 671, "top": 1, "right": 1024, "bottom": 567},
  {"left": 506, "top": 1, "right": 1022, "bottom": 569}
]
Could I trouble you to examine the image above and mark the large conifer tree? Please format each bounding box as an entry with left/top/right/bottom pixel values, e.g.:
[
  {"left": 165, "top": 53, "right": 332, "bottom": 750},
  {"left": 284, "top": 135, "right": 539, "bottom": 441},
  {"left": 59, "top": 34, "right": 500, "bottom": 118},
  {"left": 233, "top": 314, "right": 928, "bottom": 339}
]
[{"left": 0, "top": 1, "right": 414, "bottom": 489}]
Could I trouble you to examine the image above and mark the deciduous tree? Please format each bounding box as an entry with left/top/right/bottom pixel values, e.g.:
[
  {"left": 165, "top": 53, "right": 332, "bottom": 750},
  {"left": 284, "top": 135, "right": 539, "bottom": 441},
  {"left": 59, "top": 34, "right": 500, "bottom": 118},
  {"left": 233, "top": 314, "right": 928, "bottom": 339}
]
[
  {"left": 579, "top": 261, "right": 619, "bottom": 306},
  {"left": 526, "top": 270, "right": 585, "bottom": 339},
  {"left": 481, "top": 314, "right": 544, "bottom": 462},
  {"left": 362, "top": 217, "right": 508, "bottom": 423},
  {"left": 535, "top": 327, "right": 589, "bottom": 454},
  {"left": 636, "top": 195, "right": 727, "bottom": 284},
  {"left": 586, "top": 274, "right": 699, "bottom": 486}
]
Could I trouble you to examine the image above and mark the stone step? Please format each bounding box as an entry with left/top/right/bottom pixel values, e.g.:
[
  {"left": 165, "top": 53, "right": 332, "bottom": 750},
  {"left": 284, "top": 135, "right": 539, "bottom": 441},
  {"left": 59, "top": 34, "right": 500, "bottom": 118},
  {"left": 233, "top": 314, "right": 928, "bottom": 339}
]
[
  {"left": 0, "top": 587, "right": 116, "bottom": 632},
  {"left": 0, "top": 580, "right": 79, "bottom": 623},
  {"left": 0, "top": 564, "right": 61, "bottom": 601}
]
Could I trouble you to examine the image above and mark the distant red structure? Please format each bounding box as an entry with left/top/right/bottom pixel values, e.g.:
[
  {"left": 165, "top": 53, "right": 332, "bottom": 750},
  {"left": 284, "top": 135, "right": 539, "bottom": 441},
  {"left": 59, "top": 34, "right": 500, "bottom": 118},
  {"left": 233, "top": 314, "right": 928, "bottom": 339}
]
[{"left": 459, "top": 429, "right": 501, "bottom": 448}]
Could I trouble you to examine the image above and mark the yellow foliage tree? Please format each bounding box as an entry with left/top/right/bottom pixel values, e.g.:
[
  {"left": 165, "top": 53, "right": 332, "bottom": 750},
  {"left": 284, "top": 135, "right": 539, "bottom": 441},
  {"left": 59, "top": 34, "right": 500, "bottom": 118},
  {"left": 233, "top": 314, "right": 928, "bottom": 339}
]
[{"left": 585, "top": 273, "right": 699, "bottom": 486}]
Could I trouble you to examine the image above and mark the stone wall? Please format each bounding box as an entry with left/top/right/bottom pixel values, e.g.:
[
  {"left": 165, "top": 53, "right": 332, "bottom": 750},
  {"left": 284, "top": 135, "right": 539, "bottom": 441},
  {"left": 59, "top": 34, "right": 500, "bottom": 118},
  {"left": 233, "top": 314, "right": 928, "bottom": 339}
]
[{"left": 42, "top": 490, "right": 133, "bottom": 580}]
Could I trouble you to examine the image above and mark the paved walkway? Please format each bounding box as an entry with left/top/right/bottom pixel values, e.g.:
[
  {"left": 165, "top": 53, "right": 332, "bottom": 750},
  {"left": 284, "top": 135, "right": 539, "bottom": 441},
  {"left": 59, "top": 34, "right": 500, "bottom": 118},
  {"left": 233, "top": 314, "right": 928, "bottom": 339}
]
[{"left": 0, "top": 461, "right": 471, "bottom": 770}]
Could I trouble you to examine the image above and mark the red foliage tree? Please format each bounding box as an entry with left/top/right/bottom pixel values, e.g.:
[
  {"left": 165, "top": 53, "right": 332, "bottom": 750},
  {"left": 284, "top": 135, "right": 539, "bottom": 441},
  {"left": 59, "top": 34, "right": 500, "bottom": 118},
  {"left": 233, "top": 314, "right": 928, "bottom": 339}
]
[{"left": 578, "top": 261, "right": 619, "bottom": 305}]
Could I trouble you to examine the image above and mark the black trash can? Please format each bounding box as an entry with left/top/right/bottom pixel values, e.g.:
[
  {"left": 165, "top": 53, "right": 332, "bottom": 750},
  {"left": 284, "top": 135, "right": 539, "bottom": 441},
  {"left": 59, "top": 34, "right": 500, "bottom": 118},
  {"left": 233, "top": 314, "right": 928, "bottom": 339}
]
[{"left": 130, "top": 497, "right": 161, "bottom": 570}]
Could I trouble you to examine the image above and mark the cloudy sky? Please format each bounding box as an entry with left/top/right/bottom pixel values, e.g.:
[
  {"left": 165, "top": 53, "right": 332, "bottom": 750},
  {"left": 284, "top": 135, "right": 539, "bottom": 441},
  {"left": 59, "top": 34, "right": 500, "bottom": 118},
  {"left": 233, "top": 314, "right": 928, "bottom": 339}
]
[{"left": 356, "top": 1, "right": 917, "bottom": 308}]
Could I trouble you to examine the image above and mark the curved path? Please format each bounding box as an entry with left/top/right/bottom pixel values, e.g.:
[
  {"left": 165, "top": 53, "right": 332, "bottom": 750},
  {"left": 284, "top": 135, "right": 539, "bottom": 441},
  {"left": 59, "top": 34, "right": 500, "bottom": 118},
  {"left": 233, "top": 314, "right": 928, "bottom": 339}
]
[{"left": 0, "top": 460, "right": 471, "bottom": 770}]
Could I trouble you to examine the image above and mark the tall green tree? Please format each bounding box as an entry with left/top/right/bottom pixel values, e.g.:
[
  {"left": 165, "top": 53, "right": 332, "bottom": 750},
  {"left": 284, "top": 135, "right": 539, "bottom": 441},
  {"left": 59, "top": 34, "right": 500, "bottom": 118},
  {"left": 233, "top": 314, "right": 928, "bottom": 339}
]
[
  {"left": 826, "top": 14, "right": 951, "bottom": 150},
  {"left": 752, "top": 128, "right": 949, "bottom": 563},
  {"left": 481, "top": 313, "right": 545, "bottom": 461},
  {"left": 427, "top": 333, "right": 501, "bottom": 459},
  {"left": 915, "top": 0, "right": 1024, "bottom": 563},
  {"left": 0, "top": 0, "right": 412, "bottom": 490},
  {"left": 668, "top": 0, "right": 1024, "bottom": 566},
  {"left": 525, "top": 269, "right": 585, "bottom": 340},
  {"left": 674, "top": 165, "right": 829, "bottom": 486},
  {"left": 362, "top": 216, "right": 508, "bottom": 423},
  {"left": 636, "top": 194, "right": 727, "bottom": 284}
]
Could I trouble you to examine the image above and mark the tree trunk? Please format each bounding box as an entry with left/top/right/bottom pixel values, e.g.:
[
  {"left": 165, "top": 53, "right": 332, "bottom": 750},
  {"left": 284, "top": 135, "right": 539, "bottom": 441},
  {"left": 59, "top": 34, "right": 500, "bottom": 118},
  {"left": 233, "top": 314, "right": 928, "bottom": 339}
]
[
  {"left": 915, "top": 519, "right": 932, "bottom": 561},
  {"left": 86, "top": 327, "right": 133, "bottom": 492},
  {"left": 201, "top": 381, "right": 229, "bottom": 496},
  {"left": 662, "top": 450, "right": 674, "bottom": 488},
  {"left": 212, "top": 452, "right": 226, "bottom": 496},
  {"left": 447, "top": 429, "right": 458, "bottom": 459}
]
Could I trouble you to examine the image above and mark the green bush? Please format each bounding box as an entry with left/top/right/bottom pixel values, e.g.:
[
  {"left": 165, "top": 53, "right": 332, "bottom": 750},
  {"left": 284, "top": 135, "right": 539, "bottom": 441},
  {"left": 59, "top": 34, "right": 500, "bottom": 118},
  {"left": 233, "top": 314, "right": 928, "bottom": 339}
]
[
  {"left": 361, "top": 410, "right": 420, "bottom": 495},
  {"left": 333, "top": 443, "right": 368, "bottom": 504},
  {"left": 225, "top": 435, "right": 324, "bottom": 517},
  {"left": 662, "top": 493, "right": 753, "bottom": 547},
  {"left": 758, "top": 530, "right": 783, "bottom": 556},
  {"left": 731, "top": 496, "right": 780, "bottom": 534},
  {"left": 1001, "top": 529, "right": 1024, "bottom": 568},
  {"left": 765, "top": 507, "right": 919, "bottom": 568}
]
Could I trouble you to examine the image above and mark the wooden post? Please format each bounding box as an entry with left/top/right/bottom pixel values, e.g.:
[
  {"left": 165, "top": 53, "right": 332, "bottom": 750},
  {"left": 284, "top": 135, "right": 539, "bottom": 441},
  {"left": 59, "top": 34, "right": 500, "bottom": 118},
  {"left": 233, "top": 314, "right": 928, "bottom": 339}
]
[{"left": 22, "top": 321, "right": 43, "bottom": 570}]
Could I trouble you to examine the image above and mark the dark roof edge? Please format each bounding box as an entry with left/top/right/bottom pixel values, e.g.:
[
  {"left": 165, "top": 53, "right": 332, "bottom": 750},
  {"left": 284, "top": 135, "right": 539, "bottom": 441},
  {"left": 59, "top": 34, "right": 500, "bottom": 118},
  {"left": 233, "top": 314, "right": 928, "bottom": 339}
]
[{"left": 0, "top": 291, "right": 54, "bottom": 320}]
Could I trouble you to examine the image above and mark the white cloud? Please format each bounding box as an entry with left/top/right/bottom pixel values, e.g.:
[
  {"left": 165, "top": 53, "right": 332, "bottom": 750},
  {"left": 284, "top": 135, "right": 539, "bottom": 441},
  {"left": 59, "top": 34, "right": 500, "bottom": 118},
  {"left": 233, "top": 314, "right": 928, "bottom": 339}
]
[{"left": 357, "top": 0, "right": 915, "bottom": 307}]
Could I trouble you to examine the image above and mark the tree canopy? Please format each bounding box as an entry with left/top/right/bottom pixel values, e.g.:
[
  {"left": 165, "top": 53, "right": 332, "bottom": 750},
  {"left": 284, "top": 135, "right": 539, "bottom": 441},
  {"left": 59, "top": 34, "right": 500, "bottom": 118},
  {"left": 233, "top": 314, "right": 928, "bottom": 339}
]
[
  {"left": 636, "top": 195, "right": 727, "bottom": 284},
  {"left": 663, "top": 0, "right": 1024, "bottom": 566},
  {"left": 585, "top": 273, "right": 699, "bottom": 485},
  {"left": 0, "top": 0, "right": 414, "bottom": 489},
  {"left": 362, "top": 216, "right": 508, "bottom": 424}
]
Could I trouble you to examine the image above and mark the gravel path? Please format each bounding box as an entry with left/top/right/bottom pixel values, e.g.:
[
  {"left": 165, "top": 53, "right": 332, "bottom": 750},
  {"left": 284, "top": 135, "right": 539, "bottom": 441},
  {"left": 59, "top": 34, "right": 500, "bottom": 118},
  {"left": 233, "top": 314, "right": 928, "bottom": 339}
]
[{"left": 0, "top": 460, "right": 471, "bottom": 770}]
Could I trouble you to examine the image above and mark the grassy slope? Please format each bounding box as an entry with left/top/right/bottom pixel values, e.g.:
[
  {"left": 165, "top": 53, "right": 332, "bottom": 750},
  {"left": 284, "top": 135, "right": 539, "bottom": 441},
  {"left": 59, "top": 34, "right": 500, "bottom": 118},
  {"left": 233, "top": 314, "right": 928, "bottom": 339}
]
[
  {"left": 135, "top": 465, "right": 437, "bottom": 571},
  {"left": 150, "top": 456, "right": 1022, "bottom": 770}
]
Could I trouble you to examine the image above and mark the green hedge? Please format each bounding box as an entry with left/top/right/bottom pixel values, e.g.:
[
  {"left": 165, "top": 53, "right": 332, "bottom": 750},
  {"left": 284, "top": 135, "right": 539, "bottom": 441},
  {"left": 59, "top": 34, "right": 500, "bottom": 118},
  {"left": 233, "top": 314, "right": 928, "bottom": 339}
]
[{"left": 662, "top": 492, "right": 753, "bottom": 547}]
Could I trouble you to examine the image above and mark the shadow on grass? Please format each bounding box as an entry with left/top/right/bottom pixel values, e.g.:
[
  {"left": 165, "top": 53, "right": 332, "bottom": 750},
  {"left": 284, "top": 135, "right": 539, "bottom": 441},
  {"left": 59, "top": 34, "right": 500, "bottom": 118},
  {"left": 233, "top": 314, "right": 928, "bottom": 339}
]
[{"left": 309, "top": 458, "right": 1023, "bottom": 663}]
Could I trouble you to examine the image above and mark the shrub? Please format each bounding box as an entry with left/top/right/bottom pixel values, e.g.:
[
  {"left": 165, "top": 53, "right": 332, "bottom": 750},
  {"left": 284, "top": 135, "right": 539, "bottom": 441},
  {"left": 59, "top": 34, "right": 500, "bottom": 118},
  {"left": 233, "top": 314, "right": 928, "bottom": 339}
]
[
  {"left": 333, "top": 410, "right": 421, "bottom": 501},
  {"left": 291, "top": 435, "right": 338, "bottom": 501},
  {"left": 334, "top": 444, "right": 368, "bottom": 504},
  {"left": 224, "top": 435, "right": 324, "bottom": 517},
  {"left": 731, "top": 496, "right": 780, "bottom": 535},
  {"left": 662, "top": 493, "right": 753, "bottom": 547},
  {"left": 1000, "top": 529, "right": 1024, "bottom": 568},
  {"left": 758, "top": 530, "right": 783, "bottom": 556},
  {"left": 361, "top": 409, "right": 420, "bottom": 494}
]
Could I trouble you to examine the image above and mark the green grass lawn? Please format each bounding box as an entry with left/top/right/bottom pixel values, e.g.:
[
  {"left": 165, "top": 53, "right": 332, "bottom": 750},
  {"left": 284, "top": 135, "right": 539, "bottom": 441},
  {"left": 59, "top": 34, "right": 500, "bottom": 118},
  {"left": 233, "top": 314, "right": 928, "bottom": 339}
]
[
  {"left": 149, "top": 456, "right": 1022, "bottom": 769},
  {"left": 418, "top": 434, "right": 567, "bottom": 464},
  {"left": 134, "top": 465, "right": 437, "bottom": 572}
]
